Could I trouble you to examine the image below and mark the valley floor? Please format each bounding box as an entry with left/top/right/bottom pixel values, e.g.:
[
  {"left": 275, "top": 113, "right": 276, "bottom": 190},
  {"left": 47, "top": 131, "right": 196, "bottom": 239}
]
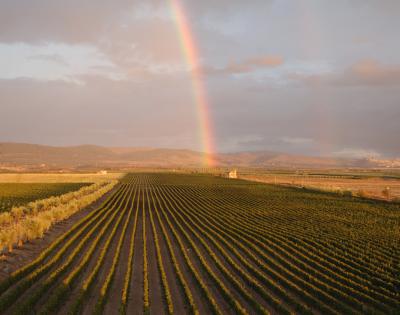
[{"left": 0, "top": 173, "right": 398, "bottom": 314}]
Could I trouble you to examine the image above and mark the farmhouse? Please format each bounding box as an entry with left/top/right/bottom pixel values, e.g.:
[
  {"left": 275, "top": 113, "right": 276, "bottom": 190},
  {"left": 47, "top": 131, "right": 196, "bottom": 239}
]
[{"left": 228, "top": 169, "right": 237, "bottom": 179}]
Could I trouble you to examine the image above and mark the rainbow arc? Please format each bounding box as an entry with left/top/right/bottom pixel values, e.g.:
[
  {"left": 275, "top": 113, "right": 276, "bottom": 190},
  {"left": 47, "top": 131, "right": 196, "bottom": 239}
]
[{"left": 170, "top": 0, "right": 215, "bottom": 166}]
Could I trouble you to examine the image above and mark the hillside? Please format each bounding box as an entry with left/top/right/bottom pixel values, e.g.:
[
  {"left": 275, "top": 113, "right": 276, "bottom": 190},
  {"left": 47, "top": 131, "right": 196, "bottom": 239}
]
[{"left": 0, "top": 142, "right": 392, "bottom": 170}]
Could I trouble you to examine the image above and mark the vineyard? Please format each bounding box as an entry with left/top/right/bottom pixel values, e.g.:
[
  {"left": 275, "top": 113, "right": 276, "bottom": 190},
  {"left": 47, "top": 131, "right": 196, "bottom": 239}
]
[
  {"left": 0, "top": 173, "right": 399, "bottom": 314},
  {"left": 0, "top": 183, "right": 89, "bottom": 213}
]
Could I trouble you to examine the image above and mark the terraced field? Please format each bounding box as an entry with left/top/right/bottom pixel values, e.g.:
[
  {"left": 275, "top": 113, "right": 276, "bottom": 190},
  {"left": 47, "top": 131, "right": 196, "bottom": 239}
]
[
  {"left": 0, "top": 173, "right": 399, "bottom": 314},
  {"left": 0, "top": 183, "right": 90, "bottom": 213}
]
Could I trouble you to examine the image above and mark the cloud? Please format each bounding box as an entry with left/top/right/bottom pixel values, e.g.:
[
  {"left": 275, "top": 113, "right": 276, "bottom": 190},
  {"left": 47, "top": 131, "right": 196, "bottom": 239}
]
[
  {"left": 28, "top": 53, "right": 68, "bottom": 66},
  {"left": 295, "top": 59, "right": 400, "bottom": 87},
  {"left": 279, "top": 137, "right": 314, "bottom": 145},
  {"left": 205, "top": 55, "right": 284, "bottom": 75},
  {"left": 1, "top": 1, "right": 400, "bottom": 158},
  {"left": 0, "top": 75, "right": 201, "bottom": 149},
  {"left": 0, "top": 0, "right": 133, "bottom": 43},
  {"left": 344, "top": 60, "right": 400, "bottom": 86},
  {"left": 332, "top": 148, "right": 381, "bottom": 159},
  {"left": 0, "top": 43, "right": 122, "bottom": 82},
  {"left": 218, "top": 134, "right": 318, "bottom": 155}
]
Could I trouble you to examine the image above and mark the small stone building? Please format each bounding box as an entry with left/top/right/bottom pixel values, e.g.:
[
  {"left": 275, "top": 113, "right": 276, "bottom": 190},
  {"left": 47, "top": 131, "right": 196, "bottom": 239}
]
[{"left": 228, "top": 169, "right": 237, "bottom": 179}]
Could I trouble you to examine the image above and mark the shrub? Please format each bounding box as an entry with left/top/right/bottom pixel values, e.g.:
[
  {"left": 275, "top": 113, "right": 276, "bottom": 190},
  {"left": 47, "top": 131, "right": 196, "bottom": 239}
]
[
  {"left": 0, "top": 213, "right": 12, "bottom": 225},
  {"left": 11, "top": 207, "right": 24, "bottom": 221},
  {"left": 382, "top": 187, "right": 390, "bottom": 200},
  {"left": 356, "top": 190, "right": 367, "bottom": 198},
  {"left": 0, "top": 181, "right": 117, "bottom": 253},
  {"left": 343, "top": 190, "right": 353, "bottom": 197}
]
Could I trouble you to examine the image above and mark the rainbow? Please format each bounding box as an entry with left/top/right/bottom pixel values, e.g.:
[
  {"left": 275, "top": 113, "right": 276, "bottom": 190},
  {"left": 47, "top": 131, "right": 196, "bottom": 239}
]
[{"left": 169, "top": 0, "right": 215, "bottom": 166}]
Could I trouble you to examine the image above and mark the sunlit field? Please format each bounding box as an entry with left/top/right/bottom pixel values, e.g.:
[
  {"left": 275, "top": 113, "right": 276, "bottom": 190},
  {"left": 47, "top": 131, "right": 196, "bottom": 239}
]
[
  {"left": 0, "top": 173, "right": 398, "bottom": 314},
  {"left": 238, "top": 170, "right": 400, "bottom": 202}
]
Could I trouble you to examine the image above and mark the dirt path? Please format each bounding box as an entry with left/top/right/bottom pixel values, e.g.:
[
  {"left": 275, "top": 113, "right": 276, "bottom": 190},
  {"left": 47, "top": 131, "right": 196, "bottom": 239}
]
[
  {"left": 151, "top": 197, "right": 189, "bottom": 314},
  {"left": 153, "top": 196, "right": 212, "bottom": 315},
  {"left": 102, "top": 193, "right": 139, "bottom": 315},
  {"left": 126, "top": 199, "right": 144, "bottom": 315},
  {"left": 145, "top": 197, "right": 165, "bottom": 314}
]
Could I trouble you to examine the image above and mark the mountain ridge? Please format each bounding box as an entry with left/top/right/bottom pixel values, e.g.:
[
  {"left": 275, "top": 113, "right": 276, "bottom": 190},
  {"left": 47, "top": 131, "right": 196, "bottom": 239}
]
[{"left": 0, "top": 142, "right": 395, "bottom": 169}]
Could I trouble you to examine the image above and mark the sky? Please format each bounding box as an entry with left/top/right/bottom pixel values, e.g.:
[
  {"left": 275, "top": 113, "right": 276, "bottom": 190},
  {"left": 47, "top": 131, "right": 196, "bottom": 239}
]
[{"left": 0, "top": 0, "right": 399, "bottom": 158}]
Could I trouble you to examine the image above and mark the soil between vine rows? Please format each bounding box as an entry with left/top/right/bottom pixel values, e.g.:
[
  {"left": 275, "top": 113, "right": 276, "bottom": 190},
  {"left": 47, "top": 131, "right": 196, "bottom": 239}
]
[{"left": 0, "top": 173, "right": 398, "bottom": 315}]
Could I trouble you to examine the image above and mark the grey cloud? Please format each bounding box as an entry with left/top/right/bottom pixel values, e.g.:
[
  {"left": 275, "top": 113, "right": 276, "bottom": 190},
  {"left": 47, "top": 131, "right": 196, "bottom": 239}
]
[
  {"left": 1, "top": 1, "right": 400, "bottom": 157},
  {"left": 292, "top": 60, "right": 400, "bottom": 87},
  {"left": 1, "top": 70, "right": 400, "bottom": 157},
  {"left": 0, "top": 76, "right": 200, "bottom": 149},
  {"left": 0, "top": 0, "right": 133, "bottom": 43},
  {"left": 332, "top": 148, "right": 381, "bottom": 159},
  {"left": 338, "top": 60, "right": 400, "bottom": 86},
  {"left": 207, "top": 77, "right": 400, "bottom": 157},
  {"left": 0, "top": 0, "right": 268, "bottom": 44},
  {"left": 204, "top": 55, "right": 284, "bottom": 75}
]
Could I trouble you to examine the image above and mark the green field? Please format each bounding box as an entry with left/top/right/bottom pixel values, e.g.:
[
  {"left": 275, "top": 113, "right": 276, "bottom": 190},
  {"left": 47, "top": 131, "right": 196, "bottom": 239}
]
[
  {"left": 0, "top": 173, "right": 399, "bottom": 314},
  {"left": 0, "top": 183, "right": 90, "bottom": 212}
]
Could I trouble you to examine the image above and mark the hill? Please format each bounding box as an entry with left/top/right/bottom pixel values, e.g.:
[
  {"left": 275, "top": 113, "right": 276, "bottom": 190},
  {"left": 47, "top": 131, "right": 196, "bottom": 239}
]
[{"left": 0, "top": 142, "right": 393, "bottom": 170}]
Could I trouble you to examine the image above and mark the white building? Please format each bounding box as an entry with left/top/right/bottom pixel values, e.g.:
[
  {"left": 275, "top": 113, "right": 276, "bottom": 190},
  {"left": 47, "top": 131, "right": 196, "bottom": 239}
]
[{"left": 228, "top": 169, "right": 237, "bottom": 179}]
